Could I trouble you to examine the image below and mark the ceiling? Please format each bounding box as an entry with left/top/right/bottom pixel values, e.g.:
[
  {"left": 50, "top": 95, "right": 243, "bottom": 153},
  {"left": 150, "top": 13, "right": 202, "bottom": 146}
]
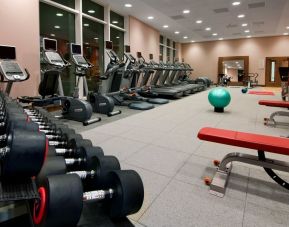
[{"left": 94, "top": 0, "right": 289, "bottom": 43}]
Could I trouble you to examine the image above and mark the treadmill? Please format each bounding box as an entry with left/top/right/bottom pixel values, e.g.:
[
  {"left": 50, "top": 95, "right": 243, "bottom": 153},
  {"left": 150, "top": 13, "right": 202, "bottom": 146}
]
[{"left": 137, "top": 53, "right": 184, "bottom": 99}]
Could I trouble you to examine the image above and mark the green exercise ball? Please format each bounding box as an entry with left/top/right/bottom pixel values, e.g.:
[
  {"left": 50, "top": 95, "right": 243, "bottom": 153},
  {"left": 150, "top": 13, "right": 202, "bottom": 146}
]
[{"left": 208, "top": 88, "right": 231, "bottom": 112}]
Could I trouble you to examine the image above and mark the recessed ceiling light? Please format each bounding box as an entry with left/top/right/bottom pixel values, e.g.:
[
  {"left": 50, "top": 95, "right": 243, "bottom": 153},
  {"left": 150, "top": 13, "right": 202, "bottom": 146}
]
[
  {"left": 94, "top": 37, "right": 98, "bottom": 40},
  {"left": 196, "top": 20, "right": 202, "bottom": 24},
  {"left": 286, "top": 26, "right": 289, "bottom": 29},
  {"left": 163, "top": 25, "right": 169, "bottom": 28},
  {"left": 235, "top": 61, "right": 239, "bottom": 64},
  {"left": 238, "top": 14, "right": 245, "bottom": 18},
  {"left": 54, "top": 25, "right": 60, "bottom": 29},
  {"left": 88, "top": 10, "right": 95, "bottom": 14},
  {"left": 125, "top": 3, "right": 132, "bottom": 7},
  {"left": 56, "top": 13, "right": 63, "bottom": 17},
  {"left": 84, "top": 23, "right": 89, "bottom": 27},
  {"left": 212, "top": 33, "right": 218, "bottom": 36},
  {"left": 232, "top": 2, "right": 241, "bottom": 6},
  {"left": 116, "top": 36, "right": 120, "bottom": 39},
  {"left": 175, "top": 31, "right": 180, "bottom": 34},
  {"left": 191, "top": 40, "right": 195, "bottom": 43},
  {"left": 183, "top": 10, "right": 190, "bottom": 14},
  {"left": 85, "top": 42, "right": 89, "bottom": 45},
  {"left": 183, "top": 36, "right": 188, "bottom": 39},
  {"left": 242, "top": 23, "right": 248, "bottom": 27},
  {"left": 283, "top": 33, "right": 289, "bottom": 35},
  {"left": 148, "top": 16, "right": 154, "bottom": 20},
  {"left": 246, "top": 35, "right": 251, "bottom": 38},
  {"left": 112, "top": 21, "right": 118, "bottom": 24},
  {"left": 244, "top": 30, "right": 250, "bottom": 33},
  {"left": 219, "top": 38, "right": 224, "bottom": 40},
  {"left": 205, "top": 27, "right": 211, "bottom": 31},
  {"left": 50, "top": 33, "right": 55, "bottom": 37}
]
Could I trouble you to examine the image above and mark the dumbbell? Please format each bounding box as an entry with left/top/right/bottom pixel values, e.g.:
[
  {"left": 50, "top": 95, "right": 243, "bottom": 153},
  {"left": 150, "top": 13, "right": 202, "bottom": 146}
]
[
  {"left": 0, "top": 128, "right": 47, "bottom": 178},
  {"left": 33, "top": 170, "right": 144, "bottom": 226},
  {"left": 37, "top": 151, "right": 120, "bottom": 190}
]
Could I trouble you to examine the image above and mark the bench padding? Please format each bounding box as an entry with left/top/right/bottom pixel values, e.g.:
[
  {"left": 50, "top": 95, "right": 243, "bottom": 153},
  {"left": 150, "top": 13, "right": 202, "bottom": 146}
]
[
  {"left": 198, "top": 127, "right": 289, "bottom": 155},
  {"left": 259, "top": 100, "right": 289, "bottom": 108}
]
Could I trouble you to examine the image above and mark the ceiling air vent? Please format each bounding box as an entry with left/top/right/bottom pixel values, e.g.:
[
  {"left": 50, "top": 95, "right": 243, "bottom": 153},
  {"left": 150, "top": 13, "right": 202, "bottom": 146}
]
[
  {"left": 226, "top": 24, "right": 238, "bottom": 28},
  {"left": 248, "top": 2, "right": 265, "bottom": 9},
  {"left": 213, "top": 8, "right": 229, "bottom": 13},
  {"left": 171, "top": 15, "right": 185, "bottom": 20}
]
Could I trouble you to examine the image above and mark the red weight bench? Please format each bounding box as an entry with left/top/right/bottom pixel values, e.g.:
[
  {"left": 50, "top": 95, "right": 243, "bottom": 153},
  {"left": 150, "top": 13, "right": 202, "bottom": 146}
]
[
  {"left": 259, "top": 100, "right": 289, "bottom": 127},
  {"left": 198, "top": 127, "right": 289, "bottom": 197}
]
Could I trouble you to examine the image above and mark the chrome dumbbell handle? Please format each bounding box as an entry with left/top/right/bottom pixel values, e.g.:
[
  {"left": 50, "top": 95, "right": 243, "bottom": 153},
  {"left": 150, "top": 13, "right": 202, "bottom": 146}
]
[{"left": 83, "top": 189, "right": 114, "bottom": 201}]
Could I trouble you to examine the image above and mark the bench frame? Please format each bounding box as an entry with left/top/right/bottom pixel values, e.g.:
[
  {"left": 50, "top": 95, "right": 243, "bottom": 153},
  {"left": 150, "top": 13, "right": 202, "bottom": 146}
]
[{"left": 210, "top": 151, "right": 289, "bottom": 197}]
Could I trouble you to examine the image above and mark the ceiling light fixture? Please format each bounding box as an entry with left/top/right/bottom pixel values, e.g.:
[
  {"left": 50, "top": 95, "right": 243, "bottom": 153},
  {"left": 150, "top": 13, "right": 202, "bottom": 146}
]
[
  {"left": 124, "top": 3, "right": 132, "bottom": 7},
  {"left": 246, "top": 35, "right": 251, "bottom": 38},
  {"left": 283, "top": 33, "right": 289, "bottom": 35},
  {"left": 54, "top": 25, "right": 60, "bottom": 29},
  {"left": 212, "top": 33, "right": 218, "bottom": 36},
  {"left": 50, "top": 34, "right": 55, "bottom": 37},
  {"left": 148, "top": 16, "right": 154, "bottom": 20},
  {"left": 183, "top": 9, "right": 190, "bottom": 14},
  {"left": 175, "top": 31, "right": 180, "bottom": 34},
  {"left": 183, "top": 36, "right": 188, "bottom": 39},
  {"left": 286, "top": 26, "right": 289, "bottom": 29},
  {"left": 94, "top": 37, "right": 98, "bottom": 40},
  {"left": 238, "top": 14, "right": 245, "bottom": 18},
  {"left": 242, "top": 23, "right": 248, "bottom": 27},
  {"left": 244, "top": 30, "right": 250, "bottom": 33},
  {"left": 87, "top": 10, "right": 95, "bottom": 14},
  {"left": 219, "top": 38, "right": 224, "bottom": 40},
  {"left": 84, "top": 23, "right": 89, "bottom": 27},
  {"left": 112, "top": 21, "right": 118, "bottom": 24},
  {"left": 56, "top": 13, "right": 63, "bottom": 16},
  {"left": 205, "top": 27, "right": 211, "bottom": 31},
  {"left": 191, "top": 40, "right": 195, "bottom": 43},
  {"left": 85, "top": 42, "right": 89, "bottom": 45},
  {"left": 163, "top": 25, "right": 169, "bottom": 28},
  {"left": 232, "top": 2, "right": 241, "bottom": 6},
  {"left": 196, "top": 20, "right": 202, "bottom": 24},
  {"left": 116, "top": 36, "right": 120, "bottom": 39}
]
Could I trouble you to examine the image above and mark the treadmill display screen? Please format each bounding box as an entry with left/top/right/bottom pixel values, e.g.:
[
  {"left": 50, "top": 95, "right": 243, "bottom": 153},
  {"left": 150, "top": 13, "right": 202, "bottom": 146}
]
[
  {"left": 0, "top": 46, "right": 16, "bottom": 60},
  {"left": 137, "top": 52, "right": 142, "bottom": 58},
  {"left": 71, "top": 44, "right": 82, "bottom": 55},
  {"left": 43, "top": 38, "right": 57, "bottom": 51},
  {"left": 149, "top": 54, "right": 153, "bottom": 60},
  {"left": 106, "top": 41, "right": 113, "bottom": 50},
  {"left": 125, "top": 45, "right": 130, "bottom": 53}
]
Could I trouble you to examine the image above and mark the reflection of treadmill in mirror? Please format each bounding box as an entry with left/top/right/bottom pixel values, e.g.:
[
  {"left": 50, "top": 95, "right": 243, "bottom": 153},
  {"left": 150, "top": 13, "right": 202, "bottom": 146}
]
[
  {"left": 0, "top": 45, "right": 30, "bottom": 95},
  {"left": 70, "top": 43, "right": 121, "bottom": 116},
  {"left": 105, "top": 41, "right": 154, "bottom": 110},
  {"left": 124, "top": 46, "right": 169, "bottom": 105},
  {"left": 138, "top": 52, "right": 183, "bottom": 98}
]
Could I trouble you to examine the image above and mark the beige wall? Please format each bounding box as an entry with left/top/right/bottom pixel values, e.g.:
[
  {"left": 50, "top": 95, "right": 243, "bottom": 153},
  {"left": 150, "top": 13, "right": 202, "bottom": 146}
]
[
  {"left": 182, "top": 36, "right": 289, "bottom": 85},
  {"left": 0, "top": 0, "right": 40, "bottom": 97},
  {"left": 129, "top": 16, "right": 160, "bottom": 62}
]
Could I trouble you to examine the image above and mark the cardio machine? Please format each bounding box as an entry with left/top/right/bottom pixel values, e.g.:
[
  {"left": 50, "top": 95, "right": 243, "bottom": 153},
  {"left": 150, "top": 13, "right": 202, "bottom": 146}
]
[
  {"left": 104, "top": 41, "right": 154, "bottom": 110},
  {"left": 19, "top": 38, "right": 100, "bottom": 125},
  {"left": 0, "top": 45, "right": 30, "bottom": 95},
  {"left": 70, "top": 43, "right": 121, "bottom": 117}
]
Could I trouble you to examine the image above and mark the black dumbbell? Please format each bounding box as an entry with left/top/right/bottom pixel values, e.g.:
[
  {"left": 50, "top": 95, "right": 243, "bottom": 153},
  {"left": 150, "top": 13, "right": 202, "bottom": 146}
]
[
  {"left": 37, "top": 151, "right": 120, "bottom": 190},
  {"left": 0, "top": 128, "right": 47, "bottom": 178},
  {"left": 33, "top": 170, "right": 144, "bottom": 226}
]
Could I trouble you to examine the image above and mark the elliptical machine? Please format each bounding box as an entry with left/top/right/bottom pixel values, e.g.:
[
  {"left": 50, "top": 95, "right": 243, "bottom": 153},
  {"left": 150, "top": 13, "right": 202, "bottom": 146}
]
[
  {"left": 19, "top": 38, "right": 100, "bottom": 126},
  {"left": 70, "top": 43, "right": 121, "bottom": 117}
]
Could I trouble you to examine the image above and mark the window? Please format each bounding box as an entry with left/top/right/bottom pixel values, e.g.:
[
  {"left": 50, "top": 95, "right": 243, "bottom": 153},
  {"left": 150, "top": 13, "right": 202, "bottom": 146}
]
[
  {"left": 110, "top": 28, "right": 124, "bottom": 59},
  {"left": 160, "top": 45, "right": 164, "bottom": 61},
  {"left": 50, "top": 0, "right": 75, "bottom": 8},
  {"left": 160, "top": 35, "right": 164, "bottom": 44},
  {"left": 110, "top": 11, "right": 124, "bottom": 28},
  {"left": 40, "top": 2, "right": 75, "bottom": 95},
  {"left": 167, "top": 39, "right": 171, "bottom": 47},
  {"left": 167, "top": 47, "right": 171, "bottom": 62},
  {"left": 270, "top": 61, "right": 276, "bottom": 82},
  {"left": 82, "top": 18, "right": 104, "bottom": 92},
  {"left": 82, "top": 0, "right": 104, "bottom": 20}
]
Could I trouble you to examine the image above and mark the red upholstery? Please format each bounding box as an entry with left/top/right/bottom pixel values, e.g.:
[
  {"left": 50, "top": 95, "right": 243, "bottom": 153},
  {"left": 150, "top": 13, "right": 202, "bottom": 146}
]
[
  {"left": 198, "top": 127, "right": 289, "bottom": 156},
  {"left": 248, "top": 91, "right": 274, "bottom": 95},
  {"left": 259, "top": 100, "right": 289, "bottom": 108}
]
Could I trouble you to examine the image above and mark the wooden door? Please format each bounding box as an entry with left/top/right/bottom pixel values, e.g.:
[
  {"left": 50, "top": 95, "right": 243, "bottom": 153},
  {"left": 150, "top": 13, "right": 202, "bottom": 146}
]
[{"left": 265, "top": 57, "right": 289, "bottom": 87}]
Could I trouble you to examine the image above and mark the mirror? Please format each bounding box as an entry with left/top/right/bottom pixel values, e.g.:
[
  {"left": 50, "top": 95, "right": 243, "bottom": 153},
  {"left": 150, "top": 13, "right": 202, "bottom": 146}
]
[{"left": 218, "top": 56, "right": 249, "bottom": 85}]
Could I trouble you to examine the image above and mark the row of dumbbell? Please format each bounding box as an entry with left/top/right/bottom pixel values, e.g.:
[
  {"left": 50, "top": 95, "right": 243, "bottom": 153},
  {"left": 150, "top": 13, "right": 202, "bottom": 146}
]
[{"left": 0, "top": 96, "right": 144, "bottom": 226}]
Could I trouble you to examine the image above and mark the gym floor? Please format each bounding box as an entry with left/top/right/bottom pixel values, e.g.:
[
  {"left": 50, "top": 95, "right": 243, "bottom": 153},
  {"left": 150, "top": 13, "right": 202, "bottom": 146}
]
[{"left": 68, "top": 88, "right": 289, "bottom": 227}]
